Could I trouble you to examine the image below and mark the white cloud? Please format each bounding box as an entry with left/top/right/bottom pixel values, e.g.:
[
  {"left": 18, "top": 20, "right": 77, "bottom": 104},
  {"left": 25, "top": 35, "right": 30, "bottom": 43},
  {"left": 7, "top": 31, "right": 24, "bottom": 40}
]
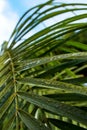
[
  {"left": 60, "top": 0, "right": 87, "bottom": 3},
  {"left": 0, "top": 0, "right": 19, "bottom": 46}
]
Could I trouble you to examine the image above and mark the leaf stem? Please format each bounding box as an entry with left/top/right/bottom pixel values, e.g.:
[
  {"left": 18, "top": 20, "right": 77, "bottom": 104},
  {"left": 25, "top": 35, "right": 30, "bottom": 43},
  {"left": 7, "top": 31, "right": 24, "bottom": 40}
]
[{"left": 7, "top": 50, "right": 19, "bottom": 130}]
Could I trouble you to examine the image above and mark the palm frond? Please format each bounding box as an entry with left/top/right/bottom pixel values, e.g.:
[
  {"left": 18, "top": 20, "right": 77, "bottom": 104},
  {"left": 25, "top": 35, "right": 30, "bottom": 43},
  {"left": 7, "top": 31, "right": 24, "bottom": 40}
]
[{"left": 0, "top": 1, "right": 87, "bottom": 130}]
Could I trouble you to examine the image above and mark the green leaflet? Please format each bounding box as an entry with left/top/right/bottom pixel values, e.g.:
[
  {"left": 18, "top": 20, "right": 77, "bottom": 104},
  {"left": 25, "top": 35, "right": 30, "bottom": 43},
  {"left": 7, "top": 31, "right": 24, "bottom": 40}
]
[
  {"left": 65, "top": 41, "right": 87, "bottom": 51},
  {"left": 0, "top": 94, "right": 15, "bottom": 119},
  {"left": 37, "top": 58, "right": 87, "bottom": 78},
  {"left": 0, "top": 72, "right": 11, "bottom": 86},
  {"left": 2, "top": 114, "right": 15, "bottom": 130},
  {"left": 17, "top": 92, "right": 87, "bottom": 126},
  {"left": 61, "top": 77, "right": 87, "bottom": 85},
  {"left": 16, "top": 52, "right": 87, "bottom": 72},
  {"left": 48, "top": 118, "right": 87, "bottom": 130},
  {"left": 18, "top": 109, "right": 50, "bottom": 130},
  {"left": 45, "top": 93, "right": 87, "bottom": 102},
  {"left": 0, "top": 82, "right": 12, "bottom": 99},
  {"left": 17, "top": 77, "right": 87, "bottom": 95}
]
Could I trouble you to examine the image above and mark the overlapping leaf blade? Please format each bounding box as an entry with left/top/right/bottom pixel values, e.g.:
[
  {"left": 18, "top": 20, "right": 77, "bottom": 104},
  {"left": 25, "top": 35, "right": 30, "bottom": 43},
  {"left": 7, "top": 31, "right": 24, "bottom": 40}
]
[
  {"left": 48, "top": 118, "right": 86, "bottom": 130},
  {"left": 0, "top": 94, "right": 15, "bottom": 119},
  {"left": 17, "top": 92, "right": 87, "bottom": 126},
  {"left": 18, "top": 109, "right": 50, "bottom": 130},
  {"left": 17, "top": 77, "right": 87, "bottom": 95}
]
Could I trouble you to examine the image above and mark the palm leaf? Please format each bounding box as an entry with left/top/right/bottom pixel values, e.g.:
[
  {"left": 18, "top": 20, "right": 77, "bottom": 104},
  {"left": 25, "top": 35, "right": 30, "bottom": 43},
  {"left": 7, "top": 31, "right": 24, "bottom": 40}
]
[
  {"left": 18, "top": 109, "right": 50, "bottom": 130},
  {"left": 0, "top": 1, "right": 87, "bottom": 130},
  {"left": 17, "top": 92, "right": 87, "bottom": 126},
  {"left": 48, "top": 118, "right": 87, "bottom": 130}
]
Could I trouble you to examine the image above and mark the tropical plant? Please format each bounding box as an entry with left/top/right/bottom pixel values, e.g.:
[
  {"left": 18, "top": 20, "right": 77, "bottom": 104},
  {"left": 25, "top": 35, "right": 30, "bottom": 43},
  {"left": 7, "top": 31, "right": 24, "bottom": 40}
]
[{"left": 0, "top": 1, "right": 87, "bottom": 130}]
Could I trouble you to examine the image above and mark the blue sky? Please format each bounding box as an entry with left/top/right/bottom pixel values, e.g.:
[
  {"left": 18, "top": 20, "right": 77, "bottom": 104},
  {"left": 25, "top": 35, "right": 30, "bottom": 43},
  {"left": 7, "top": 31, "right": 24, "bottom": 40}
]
[
  {"left": 8, "top": 0, "right": 48, "bottom": 16},
  {"left": 0, "top": 0, "right": 87, "bottom": 45}
]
